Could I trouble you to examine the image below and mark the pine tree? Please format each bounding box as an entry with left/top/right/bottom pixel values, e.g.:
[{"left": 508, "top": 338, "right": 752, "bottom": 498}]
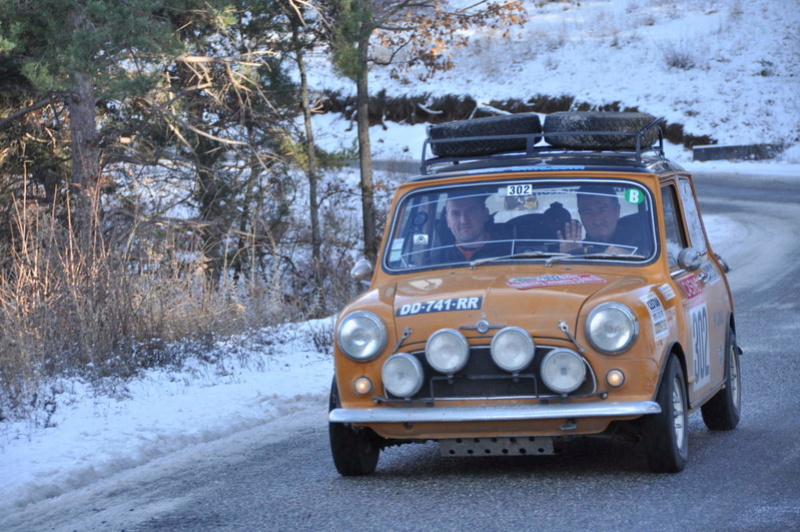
[{"left": 0, "top": 0, "right": 191, "bottom": 243}]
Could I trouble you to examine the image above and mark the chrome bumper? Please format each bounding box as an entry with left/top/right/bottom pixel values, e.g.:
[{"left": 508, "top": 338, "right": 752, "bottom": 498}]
[{"left": 329, "top": 401, "right": 661, "bottom": 424}]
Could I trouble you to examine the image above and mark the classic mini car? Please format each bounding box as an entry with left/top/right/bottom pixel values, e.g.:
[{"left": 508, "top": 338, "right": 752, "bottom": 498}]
[{"left": 329, "top": 112, "right": 741, "bottom": 475}]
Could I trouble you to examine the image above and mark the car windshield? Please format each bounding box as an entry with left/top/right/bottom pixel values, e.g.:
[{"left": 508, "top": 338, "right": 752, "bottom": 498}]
[{"left": 383, "top": 179, "right": 657, "bottom": 272}]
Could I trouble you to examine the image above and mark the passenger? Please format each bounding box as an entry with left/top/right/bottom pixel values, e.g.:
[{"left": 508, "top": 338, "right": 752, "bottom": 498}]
[
  {"left": 437, "top": 194, "right": 510, "bottom": 263},
  {"left": 558, "top": 185, "right": 644, "bottom": 254}
]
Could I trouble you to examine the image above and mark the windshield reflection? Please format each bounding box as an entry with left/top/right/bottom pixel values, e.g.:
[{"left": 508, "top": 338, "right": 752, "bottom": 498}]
[{"left": 384, "top": 180, "right": 656, "bottom": 272}]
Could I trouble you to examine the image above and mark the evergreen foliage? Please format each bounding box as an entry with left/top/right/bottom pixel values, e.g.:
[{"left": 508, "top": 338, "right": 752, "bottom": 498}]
[{"left": 0, "top": 0, "right": 185, "bottom": 96}]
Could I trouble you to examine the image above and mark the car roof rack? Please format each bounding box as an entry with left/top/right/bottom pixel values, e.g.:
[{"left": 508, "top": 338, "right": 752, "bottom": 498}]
[{"left": 420, "top": 116, "right": 666, "bottom": 175}]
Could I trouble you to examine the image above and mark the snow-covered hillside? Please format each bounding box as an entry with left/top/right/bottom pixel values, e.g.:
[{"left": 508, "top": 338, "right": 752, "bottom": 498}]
[
  {"left": 2, "top": 0, "right": 799, "bottom": 520},
  {"left": 312, "top": 0, "right": 800, "bottom": 163}
]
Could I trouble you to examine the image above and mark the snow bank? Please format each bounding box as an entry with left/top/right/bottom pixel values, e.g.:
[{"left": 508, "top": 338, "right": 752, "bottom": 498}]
[{"left": 0, "top": 319, "right": 334, "bottom": 516}]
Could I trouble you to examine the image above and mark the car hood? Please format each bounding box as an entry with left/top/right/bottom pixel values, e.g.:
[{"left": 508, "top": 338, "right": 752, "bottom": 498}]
[{"left": 391, "top": 268, "right": 646, "bottom": 341}]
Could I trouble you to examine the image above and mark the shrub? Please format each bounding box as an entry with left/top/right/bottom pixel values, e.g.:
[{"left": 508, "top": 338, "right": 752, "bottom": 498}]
[{"left": 661, "top": 40, "right": 696, "bottom": 70}]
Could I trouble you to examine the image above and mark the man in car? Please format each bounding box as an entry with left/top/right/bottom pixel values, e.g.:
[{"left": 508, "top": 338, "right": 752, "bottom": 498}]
[
  {"left": 558, "top": 185, "right": 645, "bottom": 255},
  {"left": 436, "top": 193, "right": 511, "bottom": 263}
]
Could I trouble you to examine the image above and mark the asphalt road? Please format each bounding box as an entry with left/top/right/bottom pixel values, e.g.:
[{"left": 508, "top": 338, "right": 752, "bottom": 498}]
[{"left": 5, "top": 172, "right": 800, "bottom": 531}]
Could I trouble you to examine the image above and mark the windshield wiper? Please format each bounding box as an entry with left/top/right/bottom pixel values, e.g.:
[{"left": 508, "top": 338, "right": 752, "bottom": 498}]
[
  {"left": 546, "top": 252, "right": 647, "bottom": 266},
  {"left": 470, "top": 251, "right": 569, "bottom": 269}
]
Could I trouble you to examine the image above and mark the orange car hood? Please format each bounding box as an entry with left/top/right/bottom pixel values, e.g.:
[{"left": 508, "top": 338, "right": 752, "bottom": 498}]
[{"left": 391, "top": 268, "right": 645, "bottom": 342}]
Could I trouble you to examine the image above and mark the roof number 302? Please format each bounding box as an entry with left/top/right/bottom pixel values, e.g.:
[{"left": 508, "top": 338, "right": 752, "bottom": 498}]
[{"left": 507, "top": 184, "right": 533, "bottom": 196}]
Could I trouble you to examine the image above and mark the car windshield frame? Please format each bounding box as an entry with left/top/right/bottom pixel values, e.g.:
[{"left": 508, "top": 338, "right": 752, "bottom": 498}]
[{"left": 381, "top": 177, "right": 659, "bottom": 274}]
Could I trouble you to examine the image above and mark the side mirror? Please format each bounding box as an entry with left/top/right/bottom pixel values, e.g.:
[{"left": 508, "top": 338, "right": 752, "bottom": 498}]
[
  {"left": 677, "top": 248, "right": 702, "bottom": 271},
  {"left": 350, "top": 258, "right": 374, "bottom": 288},
  {"left": 715, "top": 253, "right": 731, "bottom": 273}
]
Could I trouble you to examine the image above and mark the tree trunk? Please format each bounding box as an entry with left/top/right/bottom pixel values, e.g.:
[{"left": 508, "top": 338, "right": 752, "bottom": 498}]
[
  {"left": 195, "top": 136, "right": 225, "bottom": 287},
  {"left": 356, "top": 31, "right": 377, "bottom": 262},
  {"left": 68, "top": 70, "right": 101, "bottom": 249},
  {"left": 292, "top": 18, "right": 325, "bottom": 313}
]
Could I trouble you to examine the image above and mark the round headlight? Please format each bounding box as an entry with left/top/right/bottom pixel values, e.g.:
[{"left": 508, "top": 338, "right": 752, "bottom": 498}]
[
  {"left": 490, "top": 327, "right": 535, "bottom": 372},
  {"left": 382, "top": 353, "right": 424, "bottom": 398},
  {"left": 540, "top": 348, "right": 587, "bottom": 394},
  {"left": 426, "top": 329, "right": 470, "bottom": 374},
  {"left": 336, "top": 311, "right": 387, "bottom": 361},
  {"left": 585, "top": 303, "right": 638, "bottom": 354}
]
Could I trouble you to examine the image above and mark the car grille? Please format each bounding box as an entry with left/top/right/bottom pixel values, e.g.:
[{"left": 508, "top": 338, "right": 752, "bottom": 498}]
[{"left": 387, "top": 346, "right": 596, "bottom": 402}]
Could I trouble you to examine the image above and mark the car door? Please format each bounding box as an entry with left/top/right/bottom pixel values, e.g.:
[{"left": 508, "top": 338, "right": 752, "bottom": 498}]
[
  {"left": 660, "top": 180, "right": 729, "bottom": 407},
  {"left": 675, "top": 178, "right": 731, "bottom": 403}
]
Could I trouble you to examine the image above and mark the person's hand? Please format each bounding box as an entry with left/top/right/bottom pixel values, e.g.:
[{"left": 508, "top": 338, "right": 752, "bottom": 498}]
[{"left": 558, "top": 220, "right": 583, "bottom": 253}]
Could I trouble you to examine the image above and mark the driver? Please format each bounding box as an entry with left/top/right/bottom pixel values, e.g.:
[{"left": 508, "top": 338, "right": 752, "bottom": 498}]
[
  {"left": 438, "top": 194, "right": 510, "bottom": 263},
  {"left": 558, "top": 185, "right": 642, "bottom": 254}
]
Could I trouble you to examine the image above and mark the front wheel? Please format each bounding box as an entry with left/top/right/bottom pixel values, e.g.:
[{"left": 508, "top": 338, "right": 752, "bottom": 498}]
[
  {"left": 641, "top": 355, "right": 689, "bottom": 473},
  {"left": 329, "top": 378, "right": 382, "bottom": 476},
  {"left": 701, "top": 328, "right": 741, "bottom": 430}
]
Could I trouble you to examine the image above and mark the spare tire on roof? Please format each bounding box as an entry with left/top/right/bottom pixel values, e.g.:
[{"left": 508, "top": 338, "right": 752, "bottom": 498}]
[
  {"left": 543, "top": 112, "right": 660, "bottom": 150},
  {"left": 428, "top": 113, "right": 542, "bottom": 158}
]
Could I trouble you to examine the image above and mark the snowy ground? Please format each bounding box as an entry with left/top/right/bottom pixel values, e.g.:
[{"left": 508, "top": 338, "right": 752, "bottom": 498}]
[
  {"left": 0, "top": 320, "right": 335, "bottom": 516},
  {"left": 2, "top": 0, "right": 799, "bottom": 521}
]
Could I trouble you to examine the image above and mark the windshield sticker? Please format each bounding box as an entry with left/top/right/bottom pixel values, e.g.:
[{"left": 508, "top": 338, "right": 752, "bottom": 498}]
[
  {"left": 641, "top": 293, "right": 669, "bottom": 341},
  {"left": 507, "top": 274, "right": 606, "bottom": 290},
  {"left": 397, "top": 296, "right": 482, "bottom": 317},
  {"left": 504, "top": 194, "right": 538, "bottom": 211},
  {"left": 506, "top": 184, "right": 533, "bottom": 196},
  {"left": 625, "top": 188, "right": 645, "bottom": 204}
]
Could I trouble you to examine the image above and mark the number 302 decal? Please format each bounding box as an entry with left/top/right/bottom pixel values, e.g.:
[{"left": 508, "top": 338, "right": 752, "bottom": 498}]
[
  {"left": 506, "top": 184, "right": 533, "bottom": 196},
  {"left": 690, "top": 304, "right": 711, "bottom": 389}
]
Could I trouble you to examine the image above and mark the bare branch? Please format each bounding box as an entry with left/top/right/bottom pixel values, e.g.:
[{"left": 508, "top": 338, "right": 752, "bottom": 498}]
[
  {"left": 0, "top": 95, "right": 64, "bottom": 132},
  {"left": 417, "top": 102, "right": 443, "bottom": 114},
  {"left": 371, "top": 37, "right": 414, "bottom": 66},
  {"left": 175, "top": 52, "right": 277, "bottom": 66}
]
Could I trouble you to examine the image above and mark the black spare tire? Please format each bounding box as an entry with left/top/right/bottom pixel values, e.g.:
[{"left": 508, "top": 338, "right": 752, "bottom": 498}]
[
  {"left": 428, "top": 113, "right": 542, "bottom": 158},
  {"left": 543, "top": 112, "right": 659, "bottom": 150}
]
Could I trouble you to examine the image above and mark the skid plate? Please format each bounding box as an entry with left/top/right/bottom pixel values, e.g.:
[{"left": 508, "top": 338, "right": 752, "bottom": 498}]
[{"left": 439, "top": 436, "right": 554, "bottom": 457}]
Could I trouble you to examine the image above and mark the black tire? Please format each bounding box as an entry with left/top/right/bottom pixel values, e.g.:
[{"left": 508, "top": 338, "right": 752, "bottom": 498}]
[
  {"left": 641, "top": 355, "right": 689, "bottom": 473},
  {"left": 329, "top": 378, "right": 382, "bottom": 476},
  {"left": 428, "top": 113, "right": 542, "bottom": 158},
  {"left": 701, "top": 328, "right": 741, "bottom": 430},
  {"left": 543, "top": 111, "right": 659, "bottom": 150}
]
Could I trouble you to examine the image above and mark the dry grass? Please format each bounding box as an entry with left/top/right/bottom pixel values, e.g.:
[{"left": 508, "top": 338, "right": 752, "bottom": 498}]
[
  {"left": 0, "top": 198, "right": 295, "bottom": 422},
  {"left": 660, "top": 40, "right": 697, "bottom": 70}
]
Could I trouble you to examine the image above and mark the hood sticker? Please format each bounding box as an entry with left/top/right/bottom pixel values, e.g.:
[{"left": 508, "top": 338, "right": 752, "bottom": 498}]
[
  {"left": 507, "top": 274, "right": 607, "bottom": 290},
  {"left": 641, "top": 293, "right": 669, "bottom": 341},
  {"left": 397, "top": 296, "right": 482, "bottom": 317},
  {"left": 658, "top": 283, "right": 676, "bottom": 301}
]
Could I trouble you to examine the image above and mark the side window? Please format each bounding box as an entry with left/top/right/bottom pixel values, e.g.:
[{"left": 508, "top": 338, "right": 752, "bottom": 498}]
[
  {"left": 387, "top": 193, "right": 436, "bottom": 268},
  {"left": 661, "top": 185, "right": 688, "bottom": 268},
  {"left": 678, "top": 179, "right": 707, "bottom": 253}
]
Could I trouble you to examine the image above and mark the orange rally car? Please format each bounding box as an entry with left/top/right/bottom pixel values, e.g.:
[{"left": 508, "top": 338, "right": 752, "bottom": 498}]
[{"left": 329, "top": 112, "right": 741, "bottom": 475}]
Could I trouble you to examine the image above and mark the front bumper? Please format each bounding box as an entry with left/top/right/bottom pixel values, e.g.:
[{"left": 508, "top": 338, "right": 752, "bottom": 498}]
[{"left": 329, "top": 400, "right": 660, "bottom": 424}]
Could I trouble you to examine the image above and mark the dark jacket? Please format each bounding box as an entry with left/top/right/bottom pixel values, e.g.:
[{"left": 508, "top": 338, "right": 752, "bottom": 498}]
[{"left": 581, "top": 214, "right": 652, "bottom": 255}]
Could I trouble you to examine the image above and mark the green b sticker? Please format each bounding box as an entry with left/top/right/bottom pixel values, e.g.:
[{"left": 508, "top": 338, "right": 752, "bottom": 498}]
[{"left": 625, "top": 188, "right": 645, "bottom": 204}]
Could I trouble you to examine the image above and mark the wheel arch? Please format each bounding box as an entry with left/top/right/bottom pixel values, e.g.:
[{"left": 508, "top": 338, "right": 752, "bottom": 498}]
[{"left": 654, "top": 341, "right": 689, "bottom": 401}]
